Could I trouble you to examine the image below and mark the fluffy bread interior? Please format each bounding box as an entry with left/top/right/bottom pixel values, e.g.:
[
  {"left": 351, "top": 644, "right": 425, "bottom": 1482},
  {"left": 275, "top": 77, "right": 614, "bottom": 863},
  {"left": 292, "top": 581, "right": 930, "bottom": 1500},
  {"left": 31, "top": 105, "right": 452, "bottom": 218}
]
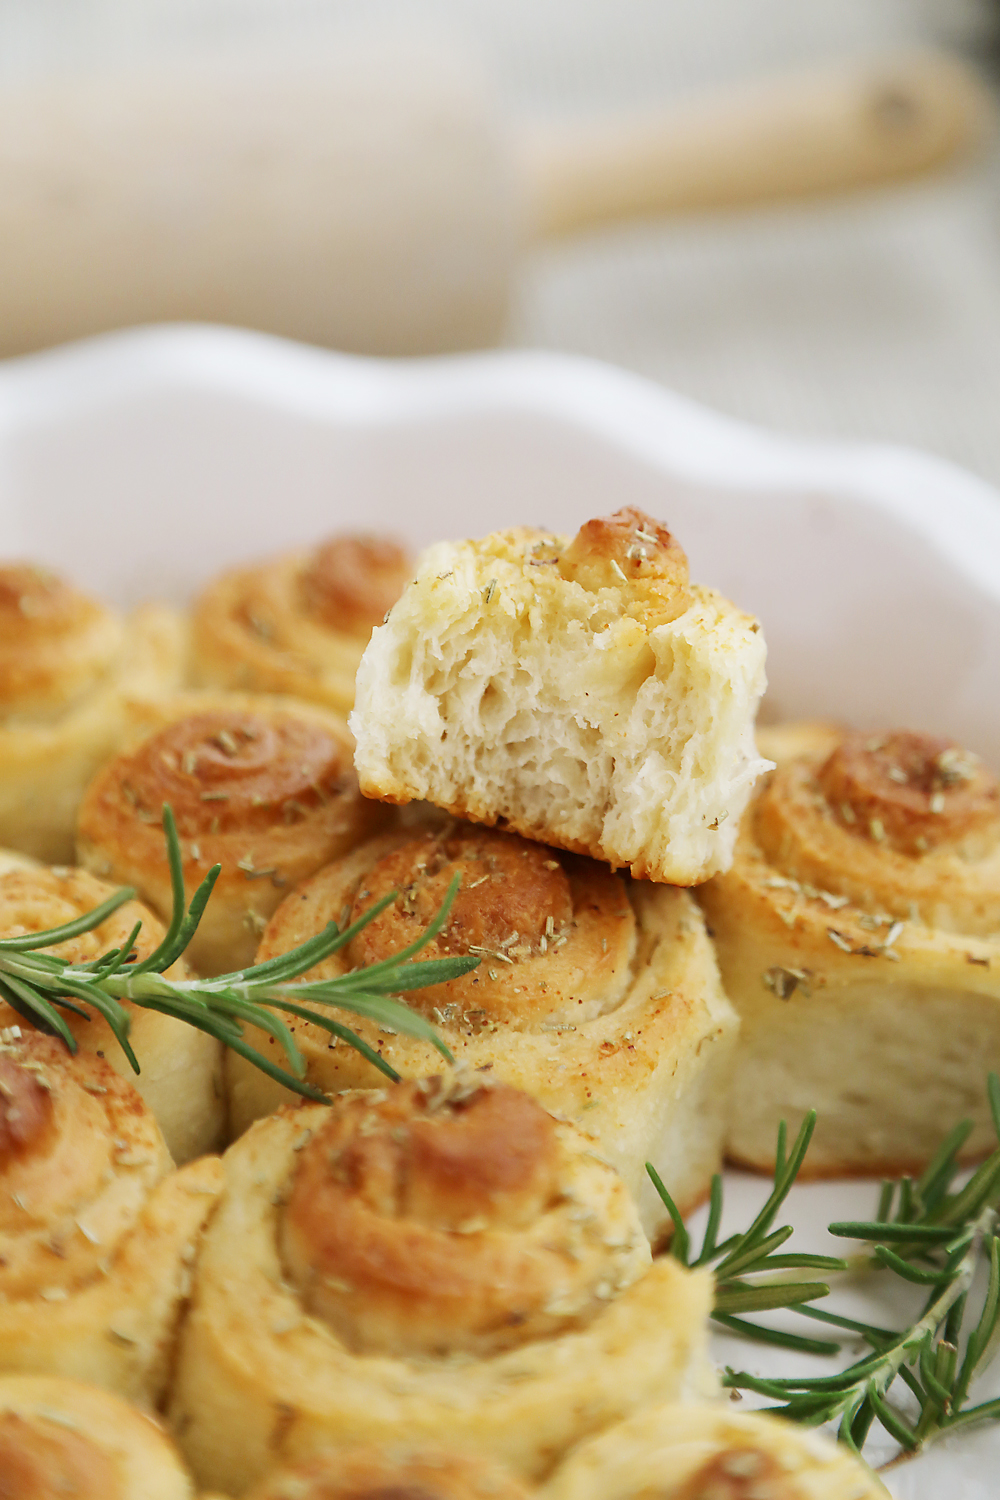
[{"left": 352, "top": 517, "right": 769, "bottom": 884}]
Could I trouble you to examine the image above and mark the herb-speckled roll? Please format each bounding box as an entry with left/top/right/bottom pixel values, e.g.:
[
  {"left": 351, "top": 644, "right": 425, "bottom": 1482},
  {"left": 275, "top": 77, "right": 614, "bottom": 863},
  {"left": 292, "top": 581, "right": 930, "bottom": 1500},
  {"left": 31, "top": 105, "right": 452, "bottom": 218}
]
[
  {"left": 76, "top": 693, "right": 386, "bottom": 975},
  {"left": 226, "top": 821, "right": 739, "bottom": 1238},
  {"left": 191, "top": 534, "right": 413, "bottom": 715},
  {"left": 0, "top": 858, "right": 223, "bottom": 1163},
  {"left": 0, "top": 562, "right": 186, "bottom": 864},
  {"left": 0, "top": 1031, "right": 221, "bottom": 1401},
  {"left": 171, "top": 1075, "right": 712, "bottom": 1494},
  {"left": 700, "top": 722, "right": 1000, "bottom": 1175}
]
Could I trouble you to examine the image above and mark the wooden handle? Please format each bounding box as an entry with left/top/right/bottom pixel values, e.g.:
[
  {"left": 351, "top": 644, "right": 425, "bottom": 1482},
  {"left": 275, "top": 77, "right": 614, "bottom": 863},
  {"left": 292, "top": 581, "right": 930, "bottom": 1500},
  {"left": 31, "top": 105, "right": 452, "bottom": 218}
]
[{"left": 520, "top": 51, "right": 990, "bottom": 239}]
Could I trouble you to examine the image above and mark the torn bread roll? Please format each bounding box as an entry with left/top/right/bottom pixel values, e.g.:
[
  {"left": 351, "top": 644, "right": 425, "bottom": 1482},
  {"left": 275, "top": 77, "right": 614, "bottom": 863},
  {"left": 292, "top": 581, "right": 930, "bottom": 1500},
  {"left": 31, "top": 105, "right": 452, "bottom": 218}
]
[
  {"left": 351, "top": 508, "right": 769, "bottom": 884},
  {"left": 0, "top": 562, "right": 186, "bottom": 864},
  {"left": 192, "top": 533, "right": 414, "bottom": 715},
  {"left": 698, "top": 725, "right": 1000, "bottom": 1175},
  {"left": 540, "top": 1401, "right": 885, "bottom": 1500},
  {"left": 226, "top": 822, "right": 740, "bottom": 1236},
  {"left": 0, "top": 1373, "right": 196, "bottom": 1499},
  {"left": 76, "top": 694, "right": 386, "bottom": 975},
  {"left": 0, "top": 858, "right": 223, "bottom": 1162},
  {"left": 0, "top": 1031, "right": 221, "bottom": 1400},
  {"left": 171, "top": 1076, "right": 712, "bottom": 1494},
  {"left": 241, "top": 1446, "right": 529, "bottom": 1500}
]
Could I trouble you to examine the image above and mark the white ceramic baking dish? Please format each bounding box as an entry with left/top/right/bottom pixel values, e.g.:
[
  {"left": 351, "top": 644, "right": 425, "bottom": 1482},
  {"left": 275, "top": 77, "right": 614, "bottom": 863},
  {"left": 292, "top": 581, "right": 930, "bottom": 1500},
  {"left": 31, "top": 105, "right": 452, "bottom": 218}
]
[{"left": 1, "top": 323, "right": 999, "bottom": 1494}]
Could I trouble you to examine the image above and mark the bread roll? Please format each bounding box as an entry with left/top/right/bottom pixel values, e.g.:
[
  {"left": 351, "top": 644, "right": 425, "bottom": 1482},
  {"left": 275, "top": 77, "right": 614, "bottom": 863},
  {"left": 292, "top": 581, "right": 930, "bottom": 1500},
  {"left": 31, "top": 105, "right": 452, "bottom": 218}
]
[
  {"left": 0, "top": 563, "right": 186, "bottom": 863},
  {"left": 241, "top": 1446, "right": 529, "bottom": 1500},
  {"left": 698, "top": 725, "right": 1000, "bottom": 1174},
  {"left": 0, "top": 1373, "right": 195, "bottom": 1498},
  {"left": 351, "top": 509, "right": 769, "bottom": 885},
  {"left": 171, "top": 1075, "right": 712, "bottom": 1493},
  {"left": 540, "top": 1402, "right": 884, "bottom": 1500},
  {"left": 0, "top": 859, "right": 224, "bottom": 1161},
  {"left": 191, "top": 534, "right": 414, "bottom": 715},
  {"left": 76, "top": 694, "right": 385, "bottom": 975},
  {"left": 226, "top": 822, "right": 739, "bottom": 1235},
  {"left": 0, "top": 1030, "right": 221, "bottom": 1400}
]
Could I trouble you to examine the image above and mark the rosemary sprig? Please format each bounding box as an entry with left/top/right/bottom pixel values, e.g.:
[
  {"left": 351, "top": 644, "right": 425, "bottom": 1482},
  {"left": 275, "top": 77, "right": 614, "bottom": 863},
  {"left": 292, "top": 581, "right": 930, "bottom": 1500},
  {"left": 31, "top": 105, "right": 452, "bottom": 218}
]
[
  {"left": 648, "top": 1111, "right": 849, "bottom": 1355},
  {"left": 658, "top": 1076, "right": 1000, "bottom": 1464},
  {"left": 0, "top": 807, "right": 477, "bottom": 1098}
]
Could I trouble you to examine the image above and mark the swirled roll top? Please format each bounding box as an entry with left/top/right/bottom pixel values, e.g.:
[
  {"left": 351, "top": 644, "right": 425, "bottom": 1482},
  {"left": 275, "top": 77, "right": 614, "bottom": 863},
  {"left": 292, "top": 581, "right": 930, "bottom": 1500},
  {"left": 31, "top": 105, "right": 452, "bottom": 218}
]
[
  {"left": 190, "top": 533, "right": 414, "bottom": 714},
  {"left": 105, "top": 709, "right": 350, "bottom": 837},
  {"left": 298, "top": 535, "right": 414, "bottom": 637},
  {"left": 0, "top": 565, "right": 122, "bottom": 721},
  {"left": 0, "top": 1376, "right": 195, "bottom": 1499},
  {"left": 0, "top": 861, "right": 223, "bottom": 1162},
  {"left": 280, "top": 1076, "right": 649, "bottom": 1358},
  {"left": 229, "top": 817, "right": 739, "bottom": 1237},
  {"left": 816, "top": 731, "right": 999, "bottom": 858},
  {"left": 754, "top": 728, "right": 1000, "bottom": 933},
  {"left": 243, "top": 1447, "right": 529, "bottom": 1500},
  {"left": 77, "top": 698, "right": 384, "bottom": 973},
  {"left": 343, "top": 826, "right": 634, "bottom": 1025}
]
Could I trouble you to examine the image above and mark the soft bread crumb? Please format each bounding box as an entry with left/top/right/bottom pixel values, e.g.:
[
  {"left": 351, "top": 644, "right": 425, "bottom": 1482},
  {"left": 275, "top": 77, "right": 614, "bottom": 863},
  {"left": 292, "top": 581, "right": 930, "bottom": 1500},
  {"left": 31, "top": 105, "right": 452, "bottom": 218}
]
[{"left": 351, "top": 510, "right": 770, "bottom": 884}]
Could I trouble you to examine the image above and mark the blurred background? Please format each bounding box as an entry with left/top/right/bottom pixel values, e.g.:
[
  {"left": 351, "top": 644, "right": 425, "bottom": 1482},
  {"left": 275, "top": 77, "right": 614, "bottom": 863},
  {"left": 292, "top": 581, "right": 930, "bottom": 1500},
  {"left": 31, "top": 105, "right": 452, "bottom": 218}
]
[{"left": 1, "top": 0, "right": 1000, "bottom": 481}]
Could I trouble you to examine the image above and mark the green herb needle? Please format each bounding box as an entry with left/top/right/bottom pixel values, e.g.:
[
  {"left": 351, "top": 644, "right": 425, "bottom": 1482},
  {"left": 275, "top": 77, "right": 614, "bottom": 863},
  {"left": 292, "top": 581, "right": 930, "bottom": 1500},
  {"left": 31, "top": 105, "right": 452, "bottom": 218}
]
[
  {"left": 648, "top": 1074, "right": 1000, "bottom": 1468},
  {"left": 0, "top": 805, "right": 478, "bottom": 1097}
]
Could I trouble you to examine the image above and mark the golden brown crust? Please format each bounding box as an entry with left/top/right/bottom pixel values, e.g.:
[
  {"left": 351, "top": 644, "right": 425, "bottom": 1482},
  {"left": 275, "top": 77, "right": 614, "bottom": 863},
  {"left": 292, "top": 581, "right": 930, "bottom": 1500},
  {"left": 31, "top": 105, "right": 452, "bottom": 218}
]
[
  {"left": 556, "top": 508, "right": 690, "bottom": 625},
  {"left": 346, "top": 827, "right": 632, "bottom": 1023},
  {"left": 279, "top": 1079, "right": 643, "bottom": 1358},
  {"left": 76, "top": 698, "right": 386, "bottom": 974},
  {"left": 817, "top": 730, "right": 999, "bottom": 856},
  {"left": 0, "top": 1375, "right": 195, "bottom": 1499},
  {"left": 0, "top": 862, "right": 223, "bottom": 1162},
  {"left": 675, "top": 1447, "right": 794, "bottom": 1500},
  {"left": 191, "top": 534, "right": 413, "bottom": 714},
  {"left": 227, "top": 823, "right": 739, "bottom": 1237},
  {"left": 0, "top": 1410, "right": 121, "bottom": 1498},
  {"left": 170, "top": 1084, "right": 712, "bottom": 1493},
  {"left": 242, "top": 1446, "right": 530, "bottom": 1500},
  {"left": 753, "top": 739, "right": 1000, "bottom": 934},
  {"left": 298, "top": 536, "right": 414, "bottom": 638}
]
